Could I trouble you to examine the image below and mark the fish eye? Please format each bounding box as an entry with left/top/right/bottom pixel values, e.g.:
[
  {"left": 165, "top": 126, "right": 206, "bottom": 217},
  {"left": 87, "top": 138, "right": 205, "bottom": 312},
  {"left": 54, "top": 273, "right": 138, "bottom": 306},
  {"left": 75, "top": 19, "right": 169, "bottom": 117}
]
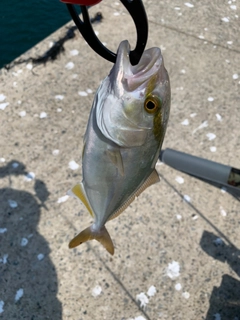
[{"left": 144, "top": 95, "right": 161, "bottom": 114}]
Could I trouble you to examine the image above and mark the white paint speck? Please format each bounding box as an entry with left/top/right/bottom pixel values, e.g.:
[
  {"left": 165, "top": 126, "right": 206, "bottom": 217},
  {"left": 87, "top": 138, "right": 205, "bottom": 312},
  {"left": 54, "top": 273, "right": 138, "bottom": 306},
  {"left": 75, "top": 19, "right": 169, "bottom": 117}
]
[
  {"left": 21, "top": 238, "right": 28, "bottom": 246},
  {"left": 192, "top": 214, "right": 198, "bottom": 220},
  {"left": 216, "top": 114, "right": 222, "bottom": 121},
  {"left": 176, "top": 214, "right": 182, "bottom": 220},
  {"left": 190, "top": 113, "right": 197, "bottom": 117},
  {"left": 19, "top": 110, "right": 26, "bottom": 117},
  {"left": 227, "top": 41, "right": 233, "bottom": 45},
  {"left": 221, "top": 187, "right": 227, "bottom": 193},
  {"left": 26, "top": 63, "right": 33, "bottom": 70},
  {"left": 147, "top": 285, "right": 156, "bottom": 297},
  {"left": 192, "top": 120, "right": 208, "bottom": 134},
  {"left": 208, "top": 97, "right": 214, "bottom": 102},
  {"left": 18, "top": 100, "right": 21, "bottom": 104},
  {"left": 49, "top": 41, "right": 54, "bottom": 48},
  {"left": 221, "top": 17, "right": 229, "bottom": 22},
  {"left": 181, "top": 119, "right": 189, "bottom": 125},
  {"left": 210, "top": 146, "right": 217, "bottom": 152},
  {"left": 0, "top": 158, "right": 5, "bottom": 163},
  {"left": 174, "top": 7, "right": 181, "bottom": 10},
  {"left": 183, "top": 195, "right": 191, "bottom": 203},
  {"left": 136, "top": 292, "right": 149, "bottom": 309},
  {"left": 87, "top": 89, "right": 93, "bottom": 93},
  {"left": 0, "top": 94, "right": 6, "bottom": 102},
  {"left": 175, "top": 176, "right": 184, "bottom": 184},
  {"left": 65, "top": 62, "right": 74, "bottom": 70},
  {"left": 0, "top": 102, "right": 9, "bottom": 110},
  {"left": 78, "top": 91, "right": 88, "bottom": 97},
  {"left": 180, "top": 69, "right": 186, "bottom": 74},
  {"left": 156, "top": 160, "right": 163, "bottom": 166},
  {"left": 0, "top": 228, "right": 7, "bottom": 233},
  {"left": 55, "top": 95, "right": 64, "bottom": 100},
  {"left": 134, "top": 317, "right": 146, "bottom": 320},
  {"left": 198, "top": 35, "right": 205, "bottom": 39},
  {"left": 213, "top": 238, "right": 224, "bottom": 246},
  {"left": 0, "top": 301, "right": 4, "bottom": 314},
  {"left": 220, "top": 206, "right": 227, "bottom": 217},
  {"left": 94, "top": 30, "right": 99, "bottom": 36},
  {"left": 12, "top": 162, "right": 19, "bottom": 168},
  {"left": 57, "top": 195, "right": 69, "bottom": 203},
  {"left": 13, "top": 82, "right": 18, "bottom": 87},
  {"left": 57, "top": 108, "right": 62, "bottom": 112},
  {"left": 8, "top": 200, "right": 18, "bottom": 208},
  {"left": 233, "top": 73, "right": 239, "bottom": 80},
  {"left": 70, "top": 49, "right": 79, "bottom": 56},
  {"left": 15, "top": 289, "right": 24, "bottom": 302},
  {"left": 0, "top": 254, "right": 8, "bottom": 264},
  {"left": 182, "top": 291, "right": 190, "bottom": 299},
  {"left": 230, "top": 5, "right": 236, "bottom": 10},
  {"left": 166, "top": 261, "right": 180, "bottom": 280},
  {"left": 214, "top": 313, "right": 221, "bottom": 320},
  {"left": 114, "top": 12, "right": 120, "bottom": 16},
  {"left": 24, "top": 172, "right": 35, "bottom": 181},
  {"left": 68, "top": 160, "right": 79, "bottom": 170},
  {"left": 92, "top": 285, "right": 102, "bottom": 297},
  {"left": 206, "top": 133, "right": 216, "bottom": 141},
  {"left": 175, "top": 283, "right": 182, "bottom": 291},
  {"left": 37, "top": 253, "right": 45, "bottom": 261},
  {"left": 52, "top": 149, "right": 59, "bottom": 156},
  {"left": 184, "top": 2, "right": 194, "bottom": 8},
  {"left": 40, "top": 112, "right": 47, "bottom": 119}
]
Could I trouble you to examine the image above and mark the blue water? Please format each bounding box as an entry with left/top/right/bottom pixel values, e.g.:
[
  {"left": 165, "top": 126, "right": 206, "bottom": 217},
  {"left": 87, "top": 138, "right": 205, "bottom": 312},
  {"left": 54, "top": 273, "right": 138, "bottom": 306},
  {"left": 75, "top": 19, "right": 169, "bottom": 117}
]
[{"left": 0, "top": 0, "right": 75, "bottom": 68}]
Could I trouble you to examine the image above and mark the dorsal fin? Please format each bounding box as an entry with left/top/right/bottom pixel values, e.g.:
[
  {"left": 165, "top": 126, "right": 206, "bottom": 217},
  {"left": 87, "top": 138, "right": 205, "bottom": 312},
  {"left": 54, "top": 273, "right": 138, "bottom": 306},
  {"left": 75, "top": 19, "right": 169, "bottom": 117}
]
[
  {"left": 68, "top": 183, "right": 94, "bottom": 217},
  {"left": 109, "top": 169, "right": 160, "bottom": 221}
]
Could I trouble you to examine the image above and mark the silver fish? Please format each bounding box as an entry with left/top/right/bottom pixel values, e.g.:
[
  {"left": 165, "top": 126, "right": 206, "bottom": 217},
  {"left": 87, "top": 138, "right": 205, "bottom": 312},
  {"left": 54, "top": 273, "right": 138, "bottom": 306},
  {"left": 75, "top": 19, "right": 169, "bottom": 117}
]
[{"left": 68, "top": 40, "right": 171, "bottom": 255}]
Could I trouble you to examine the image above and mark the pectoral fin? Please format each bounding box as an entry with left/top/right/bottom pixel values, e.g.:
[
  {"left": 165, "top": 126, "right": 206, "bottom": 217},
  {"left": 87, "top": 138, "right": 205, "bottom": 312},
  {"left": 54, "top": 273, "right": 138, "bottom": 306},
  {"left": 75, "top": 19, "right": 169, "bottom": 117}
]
[
  {"left": 69, "top": 225, "right": 114, "bottom": 255},
  {"left": 109, "top": 169, "right": 160, "bottom": 221},
  {"left": 67, "top": 183, "right": 94, "bottom": 217},
  {"left": 106, "top": 148, "right": 124, "bottom": 176}
]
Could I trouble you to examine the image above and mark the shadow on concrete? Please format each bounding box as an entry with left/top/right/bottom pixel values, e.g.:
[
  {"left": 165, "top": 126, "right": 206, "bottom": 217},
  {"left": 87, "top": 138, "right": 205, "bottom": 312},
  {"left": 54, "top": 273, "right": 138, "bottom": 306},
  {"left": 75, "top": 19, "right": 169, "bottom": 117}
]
[
  {"left": 200, "top": 231, "right": 240, "bottom": 320},
  {"left": 0, "top": 160, "right": 62, "bottom": 319}
]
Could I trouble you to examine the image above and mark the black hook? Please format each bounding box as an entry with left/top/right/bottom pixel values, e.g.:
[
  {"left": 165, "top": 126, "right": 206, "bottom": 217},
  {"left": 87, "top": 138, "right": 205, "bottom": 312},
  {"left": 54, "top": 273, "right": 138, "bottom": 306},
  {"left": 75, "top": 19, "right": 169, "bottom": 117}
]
[{"left": 66, "top": 0, "right": 148, "bottom": 65}]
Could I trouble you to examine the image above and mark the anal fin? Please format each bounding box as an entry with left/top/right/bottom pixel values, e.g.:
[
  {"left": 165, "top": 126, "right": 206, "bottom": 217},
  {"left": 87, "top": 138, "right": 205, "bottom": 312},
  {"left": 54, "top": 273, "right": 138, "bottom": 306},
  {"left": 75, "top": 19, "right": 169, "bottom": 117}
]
[{"left": 109, "top": 169, "right": 160, "bottom": 221}]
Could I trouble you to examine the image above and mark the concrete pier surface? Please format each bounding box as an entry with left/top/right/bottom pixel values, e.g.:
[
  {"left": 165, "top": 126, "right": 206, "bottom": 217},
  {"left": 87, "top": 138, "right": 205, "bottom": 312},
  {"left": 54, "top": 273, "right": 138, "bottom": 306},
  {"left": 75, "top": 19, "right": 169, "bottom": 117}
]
[{"left": 0, "top": 1, "right": 239, "bottom": 319}]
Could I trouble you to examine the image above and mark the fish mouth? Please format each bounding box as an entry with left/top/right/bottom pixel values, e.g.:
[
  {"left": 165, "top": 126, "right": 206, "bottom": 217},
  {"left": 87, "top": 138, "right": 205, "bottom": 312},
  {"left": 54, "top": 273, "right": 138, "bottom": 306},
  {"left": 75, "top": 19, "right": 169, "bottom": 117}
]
[{"left": 114, "top": 40, "right": 163, "bottom": 92}]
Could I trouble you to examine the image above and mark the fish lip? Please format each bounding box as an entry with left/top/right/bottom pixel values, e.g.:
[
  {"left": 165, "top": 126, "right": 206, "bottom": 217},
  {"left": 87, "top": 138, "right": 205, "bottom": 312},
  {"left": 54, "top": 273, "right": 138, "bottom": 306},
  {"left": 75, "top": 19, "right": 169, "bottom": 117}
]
[{"left": 114, "top": 40, "right": 163, "bottom": 92}]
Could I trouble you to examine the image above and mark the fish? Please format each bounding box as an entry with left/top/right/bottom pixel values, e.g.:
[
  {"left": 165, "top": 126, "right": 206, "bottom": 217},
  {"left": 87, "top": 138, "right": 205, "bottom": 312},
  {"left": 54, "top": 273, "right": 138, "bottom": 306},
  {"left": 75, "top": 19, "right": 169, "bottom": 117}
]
[{"left": 68, "top": 40, "right": 171, "bottom": 255}]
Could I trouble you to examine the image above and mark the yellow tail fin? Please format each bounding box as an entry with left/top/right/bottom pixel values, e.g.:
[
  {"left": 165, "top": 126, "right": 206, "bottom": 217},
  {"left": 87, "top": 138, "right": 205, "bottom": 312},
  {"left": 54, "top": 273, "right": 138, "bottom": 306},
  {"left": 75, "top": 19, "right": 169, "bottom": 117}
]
[{"left": 69, "top": 225, "right": 114, "bottom": 255}]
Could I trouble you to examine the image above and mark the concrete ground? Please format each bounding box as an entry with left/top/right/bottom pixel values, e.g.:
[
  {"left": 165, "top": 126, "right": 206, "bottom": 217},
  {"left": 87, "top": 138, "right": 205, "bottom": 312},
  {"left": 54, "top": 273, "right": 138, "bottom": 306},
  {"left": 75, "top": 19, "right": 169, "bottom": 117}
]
[{"left": 0, "top": 1, "right": 239, "bottom": 319}]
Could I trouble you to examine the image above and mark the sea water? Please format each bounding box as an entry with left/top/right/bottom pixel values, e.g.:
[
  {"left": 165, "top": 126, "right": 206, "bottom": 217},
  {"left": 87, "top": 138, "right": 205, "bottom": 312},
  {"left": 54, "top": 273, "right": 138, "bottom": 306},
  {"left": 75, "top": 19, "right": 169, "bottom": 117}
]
[{"left": 0, "top": 0, "right": 76, "bottom": 68}]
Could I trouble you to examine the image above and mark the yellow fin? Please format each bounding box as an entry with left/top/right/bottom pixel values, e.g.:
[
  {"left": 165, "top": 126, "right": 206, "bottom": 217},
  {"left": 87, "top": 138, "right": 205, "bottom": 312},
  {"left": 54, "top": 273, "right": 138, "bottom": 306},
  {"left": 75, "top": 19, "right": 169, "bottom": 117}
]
[
  {"left": 69, "top": 225, "right": 114, "bottom": 255},
  {"left": 109, "top": 169, "right": 160, "bottom": 221},
  {"left": 69, "top": 183, "right": 94, "bottom": 217}
]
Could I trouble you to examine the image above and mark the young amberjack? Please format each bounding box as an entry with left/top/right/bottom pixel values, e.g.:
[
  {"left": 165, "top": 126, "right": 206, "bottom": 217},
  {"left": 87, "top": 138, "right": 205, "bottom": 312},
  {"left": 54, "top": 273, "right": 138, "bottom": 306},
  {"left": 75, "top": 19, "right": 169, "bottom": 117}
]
[{"left": 68, "top": 40, "right": 171, "bottom": 255}]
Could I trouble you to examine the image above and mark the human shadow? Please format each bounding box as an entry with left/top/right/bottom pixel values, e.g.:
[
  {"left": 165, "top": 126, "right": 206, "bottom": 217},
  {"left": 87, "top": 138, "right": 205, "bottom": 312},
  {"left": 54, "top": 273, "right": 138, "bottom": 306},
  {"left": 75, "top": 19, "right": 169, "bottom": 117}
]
[
  {"left": 200, "top": 230, "right": 240, "bottom": 319},
  {"left": 0, "top": 160, "right": 62, "bottom": 319}
]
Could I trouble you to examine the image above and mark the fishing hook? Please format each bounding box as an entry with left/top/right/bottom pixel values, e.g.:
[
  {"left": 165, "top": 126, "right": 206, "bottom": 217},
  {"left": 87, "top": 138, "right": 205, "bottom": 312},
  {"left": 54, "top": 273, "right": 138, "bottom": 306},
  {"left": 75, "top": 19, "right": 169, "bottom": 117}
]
[{"left": 61, "top": 0, "right": 148, "bottom": 65}]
